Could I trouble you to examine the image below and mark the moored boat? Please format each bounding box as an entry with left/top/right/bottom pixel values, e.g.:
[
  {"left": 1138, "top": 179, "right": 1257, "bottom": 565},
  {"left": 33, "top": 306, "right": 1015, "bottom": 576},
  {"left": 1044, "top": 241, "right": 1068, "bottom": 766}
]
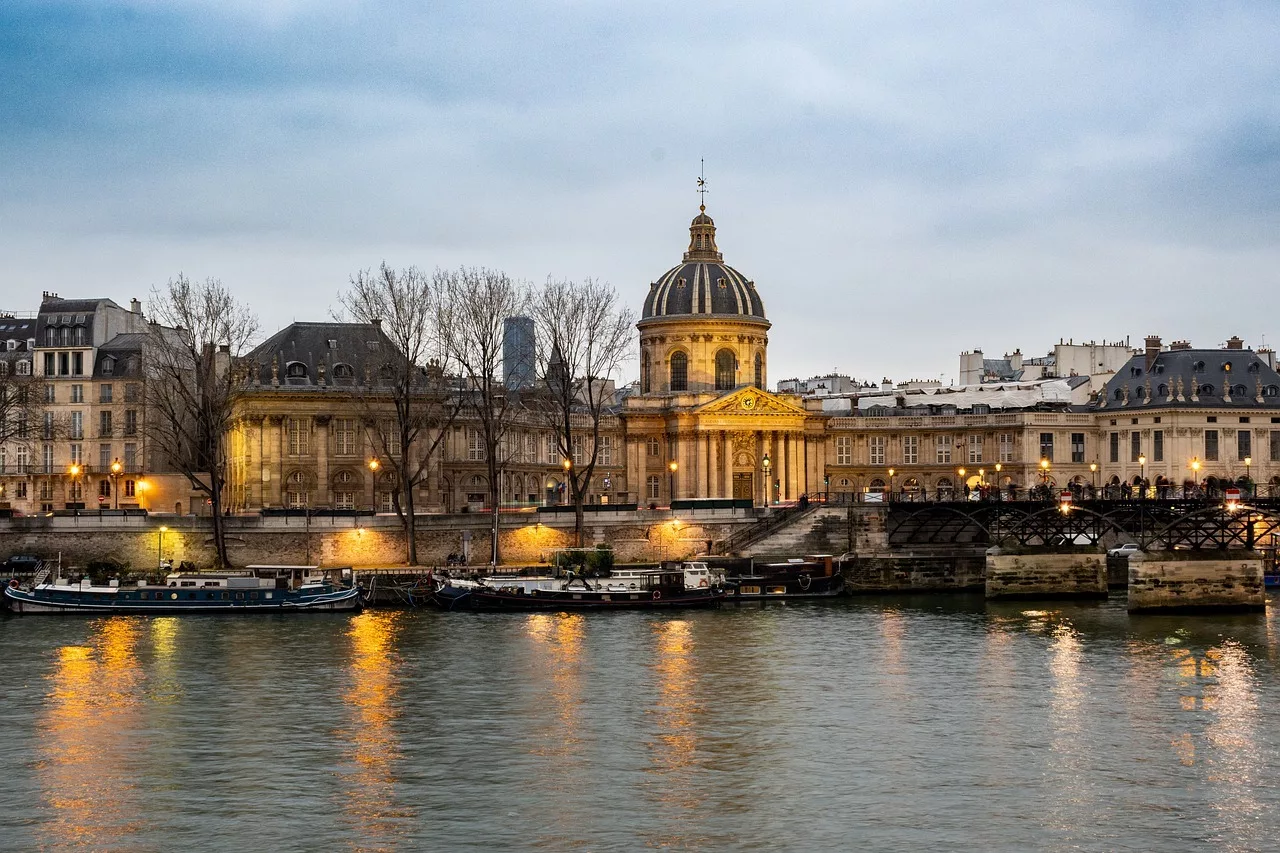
[
  {"left": 4, "top": 565, "right": 362, "bottom": 614},
  {"left": 449, "top": 569, "right": 725, "bottom": 612},
  {"left": 719, "top": 555, "right": 845, "bottom": 601}
]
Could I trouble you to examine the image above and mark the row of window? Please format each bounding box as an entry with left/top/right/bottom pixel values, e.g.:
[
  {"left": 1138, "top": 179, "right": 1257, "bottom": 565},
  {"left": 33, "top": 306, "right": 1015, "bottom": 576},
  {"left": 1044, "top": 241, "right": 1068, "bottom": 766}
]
[
  {"left": 0, "top": 360, "right": 32, "bottom": 376},
  {"left": 1107, "top": 429, "right": 1278, "bottom": 464},
  {"left": 639, "top": 349, "right": 764, "bottom": 393},
  {"left": 40, "top": 383, "right": 141, "bottom": 404},
  {"left": 834, "top": 433, "right": 1026, "bottom": 465}
]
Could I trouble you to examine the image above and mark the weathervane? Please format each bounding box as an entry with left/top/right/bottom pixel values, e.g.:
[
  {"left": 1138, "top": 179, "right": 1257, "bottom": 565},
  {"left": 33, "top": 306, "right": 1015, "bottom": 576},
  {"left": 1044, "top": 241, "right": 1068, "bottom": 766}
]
[{"left": 697, "top": 158, "right": 708, "bottom": 209}]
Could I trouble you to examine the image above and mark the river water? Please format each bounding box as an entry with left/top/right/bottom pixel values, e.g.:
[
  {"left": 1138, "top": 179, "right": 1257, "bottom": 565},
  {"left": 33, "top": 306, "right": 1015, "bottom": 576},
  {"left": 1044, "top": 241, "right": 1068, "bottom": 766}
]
[{"left": 2, "top": 595, "right": 1278, "bottom": 852}]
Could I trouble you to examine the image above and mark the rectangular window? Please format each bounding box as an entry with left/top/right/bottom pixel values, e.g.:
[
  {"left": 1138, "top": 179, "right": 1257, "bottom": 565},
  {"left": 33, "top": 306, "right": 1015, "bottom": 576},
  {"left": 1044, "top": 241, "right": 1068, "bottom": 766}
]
[
  {"left": 124, "top": 409, "right": 138, "bottom": 436},
  {"left": 43, "top": 412, "right": 55, "bottom": 440},
  {"left": 1038, "top": 433, "right": 1053, "bottom": 463},
  {"left": 70, "top": 411, "right": 82, "bottom": 439},
  {"left": 869, "top": 435, "right": 886, "bottom": 465},
  {"left": 1109, "top": 432, "right": 1119, "bottom": 463},
  {"left": 43, "top": 353, "right": 55, "bottom": 376},
  {"left": 15, "top": 445, "right": 28, "bottom": 474},
  {"left": 835, "top": 436, "right": 851, "bottom": 465},
  {"left": 99, "top": 410, "right": 112, "bottom": 437},
  {"left": 998, "top": 433, "right": 1014, "bottom": 463},
  {"left": 599, "top": 435, "right": 613, "bottom": 466},
  {"left": 1153, "top": 430, "right": 1164, "bottom": 463},
  {"left": 58, "top": 352, "right": 69, "bottom": 376},
  {"left": 125, "top": 479, "right": 136, "bottom": 497},
  {"left": 378, "top": 420, "right": 399, "bottom": 458},
  {"left": 334, "top": 491, "right": 355, "bottom": 510},
  {"left": 647, "top": 474, "right": 660, "bottom": 500},
  {"left": 902, "top": 435, "right": 918, "bottom": 464},
  {"left": 42, "top": 444, "right": 53, "bottom": 473},
  {"left": 1271, "top": 431, "right": 1280, "bottom": 463},
  {"left": 69, "top": 443, "right": 82, "bottom": 465},
  {"left": 335, "top": 418, "right": 358, "bottom": 456},
  {"left": 936, "top": 434, "right": 952, "bottom": 464},
  {"left": 124, "top": 443, "right": 137, "bottom": 470},
  {"left": 100, "top": 383, "right": 112, "bottom": 403},
  {"left": 125, "top": 383, "right": 141, "bottom": 403},
  {"left": 646, "top": 436, "right": 660, "bottom": 457},
  {"left": 1070, "top": 433, "right": 1085, "bottom": 464},
  {"left": 967, "top": 434, "right": 983, "bottom": 464},
  {"left": 1130, "top": 432, "right": 1141, "bottom": 463},
  {"left": 99, "top": 444, "right": 111, "bottom": 471},
  {"left": 288, "top": 418, "right": 309, "bottom": 456},
  {"left": 525, "top": 433, "right": 536, "bottom": 463},
  {"left": 467, "top": 428, "right": 485, "bottom": 461},
  {"left": 44, "top": 383, "right": 55, "bottom": 403},
  {"left": 70, "top": 384, "right": 83, "bottom": 403},
  {"left": 1238, "top": 430, "right": 1252, "bottom": 461},
  {"left": 1205, "top": 429, "right": 1219, "bottom": 462},
  {"left": 72, "top": 352, "right": 83, "bottom": 375}
]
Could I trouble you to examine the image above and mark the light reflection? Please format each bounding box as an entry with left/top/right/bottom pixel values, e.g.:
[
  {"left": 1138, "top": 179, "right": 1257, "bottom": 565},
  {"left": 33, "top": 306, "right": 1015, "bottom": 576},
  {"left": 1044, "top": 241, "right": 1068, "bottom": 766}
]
[
  {"left": 877, "top": 609, "right": 910, "bottom": 704},
  {"left": 338, "top": 610, "right": 414, "bottom": 849},
  {"left": 644, "top": 619, "right": 705, "bottom": 849},
  {"left": 1203, "top": 641, "right": 1264, "bottom": 852},
  {"left": 1045, "top": 621, "right": 1094, "bottom": 838},
  {"left": 38, "top": 618, "right": 147, "bottom": 848},
  {"left": 148, "top": 617, "right": 183, "bottom": 704}
]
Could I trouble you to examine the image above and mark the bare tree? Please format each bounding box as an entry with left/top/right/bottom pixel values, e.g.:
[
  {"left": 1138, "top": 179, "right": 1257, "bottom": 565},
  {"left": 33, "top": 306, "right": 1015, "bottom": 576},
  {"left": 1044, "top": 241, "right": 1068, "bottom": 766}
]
[
  {"left": 530, "top": 278, "right": 635, "bottom": 545},
  {"left": 339, "top": 263, "right": 459, "bottom": 566},
  {"left": 145, "top": 275, "right": 259, "bottom": 568},
  {"left": 0, "top": 354, "right": 44, "bottom": 487},
  {"left": 436, "top": 267, "right": 527, "bottom": 566}
]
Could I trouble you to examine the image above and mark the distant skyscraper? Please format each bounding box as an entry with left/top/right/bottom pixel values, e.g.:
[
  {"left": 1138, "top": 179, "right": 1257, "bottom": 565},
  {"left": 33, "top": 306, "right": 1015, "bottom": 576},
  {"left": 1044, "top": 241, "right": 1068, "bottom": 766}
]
[{"left": 503, "top": 315, "right": 536, "bottom": 391}]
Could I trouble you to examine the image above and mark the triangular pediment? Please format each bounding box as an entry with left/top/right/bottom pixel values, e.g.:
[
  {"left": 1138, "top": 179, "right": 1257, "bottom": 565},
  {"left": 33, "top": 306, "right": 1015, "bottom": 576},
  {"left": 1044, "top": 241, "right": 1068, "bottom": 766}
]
[{"left": 696, "top": 387, "right": 809, "bottom": 417}]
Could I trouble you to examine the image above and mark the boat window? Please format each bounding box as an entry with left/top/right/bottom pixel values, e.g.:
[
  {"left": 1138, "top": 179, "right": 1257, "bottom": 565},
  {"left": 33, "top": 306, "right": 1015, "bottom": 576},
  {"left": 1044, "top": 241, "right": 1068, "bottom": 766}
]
[
  {"left": 236, "top": 593, "right": 244, "bottom": 600},
  {"left": 221, "top": 592, "right": 229, "bottom": 600},
  {"left": 170, "top": 592, "right": 178, "bottom": 599},
  {"left": 180, "top": 581, "right": 196, "bottom": 587},
  {"left": 250, "top": 591, "right": 258, "bottom": 600},
  {"left": 265, "top": 592, "right": 273, "bottom": 599}
]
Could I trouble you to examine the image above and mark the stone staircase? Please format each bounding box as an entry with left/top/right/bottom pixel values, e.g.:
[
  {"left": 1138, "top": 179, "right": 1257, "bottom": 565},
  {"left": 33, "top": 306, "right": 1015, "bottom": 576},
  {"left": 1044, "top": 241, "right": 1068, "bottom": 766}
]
[{"left": 740, "top": 506, "right": 850, "bottom": 557}]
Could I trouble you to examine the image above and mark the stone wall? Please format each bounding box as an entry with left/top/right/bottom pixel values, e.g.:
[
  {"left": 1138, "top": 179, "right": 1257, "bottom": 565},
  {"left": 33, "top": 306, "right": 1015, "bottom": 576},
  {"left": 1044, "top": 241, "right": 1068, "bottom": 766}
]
[
  {"left": 985, "top": 550, "right": 1107, "bottom": 599},
  {"left": 0, "top": 514, "right": 747, "bottom": 571},
  {"left": 1128, "top": 551, "right": 1266, "bottom": 613},
  {"left": 843, "top": 553, "right": 985, "bottom": 593}
]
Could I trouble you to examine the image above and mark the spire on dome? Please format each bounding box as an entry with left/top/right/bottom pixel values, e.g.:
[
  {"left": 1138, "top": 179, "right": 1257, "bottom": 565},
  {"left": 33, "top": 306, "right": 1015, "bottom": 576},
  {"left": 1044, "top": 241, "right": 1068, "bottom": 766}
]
[{"left": 684, "top": 206, "right": 722, "bottom": 262}]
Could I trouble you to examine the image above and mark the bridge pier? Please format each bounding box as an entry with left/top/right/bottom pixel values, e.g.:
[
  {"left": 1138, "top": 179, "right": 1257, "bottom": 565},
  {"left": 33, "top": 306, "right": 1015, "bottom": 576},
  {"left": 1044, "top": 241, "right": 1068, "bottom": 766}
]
[
  {"left": 984, "top": 547, "right": 1108, "bottom": 600},
  {"left": 1127, "top": 551, "right": 1266, "bottom": 613}
]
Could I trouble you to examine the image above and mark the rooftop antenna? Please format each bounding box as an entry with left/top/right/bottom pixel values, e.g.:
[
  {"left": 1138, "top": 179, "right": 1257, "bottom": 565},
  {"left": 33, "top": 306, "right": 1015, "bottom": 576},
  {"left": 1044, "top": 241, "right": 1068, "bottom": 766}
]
[{"left": 697, "top": 158, "right": 708, "bottom": 210}]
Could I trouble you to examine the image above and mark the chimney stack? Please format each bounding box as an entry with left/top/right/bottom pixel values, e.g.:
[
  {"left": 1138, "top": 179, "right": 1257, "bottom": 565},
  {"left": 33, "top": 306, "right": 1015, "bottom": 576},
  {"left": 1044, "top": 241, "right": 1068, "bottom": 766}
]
[
  {"left": 1144, "top": 335, "right": 1161, "bottom": 372},
  {"left": 1226, "top": 335, "right": 1244, "bottom": 350},
  {"left": 130, "top": 298, "right": 142, "bottom": 314}
]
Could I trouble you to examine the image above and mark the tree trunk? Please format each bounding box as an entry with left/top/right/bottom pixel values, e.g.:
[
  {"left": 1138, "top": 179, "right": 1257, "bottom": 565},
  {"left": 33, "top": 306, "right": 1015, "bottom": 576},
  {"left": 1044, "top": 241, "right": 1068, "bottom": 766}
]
[
  {"left": 488, "top": 456, "right": 501, "bottom": 567},
  {"left": 208, "top": 472, "right": 230, "bottom": 569},
  {"left": 403, "top": 476, "right": 419, "bottom": 566}
]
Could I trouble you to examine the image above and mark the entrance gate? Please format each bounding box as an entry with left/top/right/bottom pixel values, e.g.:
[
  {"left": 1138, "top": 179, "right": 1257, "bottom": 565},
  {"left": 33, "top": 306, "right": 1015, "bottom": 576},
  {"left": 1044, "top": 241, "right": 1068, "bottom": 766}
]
[{"left": 733, "top": 472, "right": 753, "bottom": 501}]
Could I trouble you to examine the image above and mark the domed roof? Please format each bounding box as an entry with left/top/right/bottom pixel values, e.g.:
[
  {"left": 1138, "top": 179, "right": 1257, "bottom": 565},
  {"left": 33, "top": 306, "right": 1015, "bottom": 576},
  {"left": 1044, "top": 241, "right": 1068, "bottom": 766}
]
[{"left": 640, "top": 207, "right": 768, "bottom": 323}]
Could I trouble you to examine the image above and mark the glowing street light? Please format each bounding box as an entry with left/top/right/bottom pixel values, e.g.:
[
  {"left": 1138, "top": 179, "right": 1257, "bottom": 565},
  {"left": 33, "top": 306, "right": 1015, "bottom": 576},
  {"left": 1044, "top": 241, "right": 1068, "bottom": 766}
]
[
  {"left": 110, "top": 459, "right": 122, "bottom": 510},
  {"left": 1089, "top": 462, "right": 1098, "bottom": 493},
  {"left": 158, "top": 525, "right": 168, "bottom": 570},
  {"left": 888, "top": 467, "right": 896, "bottom": 502},
  {"left": 669, "top": 459, "right": 679, "bottom": 505},
  {"left": 1138, "top": 454, "right": 1147, "bottom": 498}
]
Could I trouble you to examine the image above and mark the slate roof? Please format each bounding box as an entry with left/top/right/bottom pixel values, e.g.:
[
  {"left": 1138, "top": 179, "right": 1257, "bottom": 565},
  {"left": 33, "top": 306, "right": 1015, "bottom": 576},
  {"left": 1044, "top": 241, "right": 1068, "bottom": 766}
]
[
  {"left": 1096, "top": 348, "right": 1280, "bottom": 410},
  {"left": 642, "top": 261, "right": 766, "bottom": 321},
  {"left": 247, "top": 322, "right": 403, "bottom": 389},
  {"left": 94, "top": 333, "right": 146, "bottom": 378}
]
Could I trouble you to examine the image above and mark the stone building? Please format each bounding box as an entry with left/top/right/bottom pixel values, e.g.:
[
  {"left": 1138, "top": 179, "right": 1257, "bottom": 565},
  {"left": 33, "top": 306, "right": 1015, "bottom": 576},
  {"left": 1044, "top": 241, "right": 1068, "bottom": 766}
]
[{"left": 621, "top": 205, "right": 827, "bottom": 505}]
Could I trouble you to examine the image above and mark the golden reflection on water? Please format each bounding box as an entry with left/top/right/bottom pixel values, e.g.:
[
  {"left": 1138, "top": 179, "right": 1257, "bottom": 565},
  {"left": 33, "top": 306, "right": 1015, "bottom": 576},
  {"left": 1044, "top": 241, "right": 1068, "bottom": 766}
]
[
  {"left": 645, "top": 619, "right": 706, "bottom": 849},
  {"left": 37, "top": 618, "right": 148, "bottom": 848},
  {"left": 339, "top": 610, "right": 414, "bottom": 850},
  {"left": 524, "top": 612, "right": 587, "bottom": 757},
  {"left": 1202, "top": 641, "right": 1264, "bottom": 852},
  {"left": 1045, "top": 620, "right": 1095, "bottom": 836},
  {"left": 876, "top": 609, "right": 910, "bottom": 704}
]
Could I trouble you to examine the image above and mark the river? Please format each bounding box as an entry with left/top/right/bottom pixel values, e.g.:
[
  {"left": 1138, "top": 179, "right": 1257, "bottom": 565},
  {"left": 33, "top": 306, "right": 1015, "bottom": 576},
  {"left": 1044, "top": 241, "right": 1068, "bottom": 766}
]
[{"left": 2, "top": 595, "right": 1278, "bottom": 852}]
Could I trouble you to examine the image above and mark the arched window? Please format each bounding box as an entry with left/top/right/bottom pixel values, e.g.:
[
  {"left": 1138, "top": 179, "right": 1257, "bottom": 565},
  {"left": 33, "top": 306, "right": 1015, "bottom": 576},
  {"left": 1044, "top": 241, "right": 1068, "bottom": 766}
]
[
  {"left": 285, "top": 361, "right": 308, "bottom": 379},
  {"left": 754, "top": 352, "right": 763, "bottom": 388},
  {"left": 670, "top": 351, "right": 688, "bottom": 392},
  {"left": 1200, "top": 384, "right": 1214, "bottom": 396},
  {"left": 1158, "top": 384, "right": 1168, "bottom": 396},
  {"left": 332, "top": 363, "right": 354, "bottom": 382},
  {"left": 1233, "top": 384, "right": 1247, "bottom": 397},
  {"left": 714, "top": 349, "right": 735, "bottom": 391},
  {"left": 641, "top": 351, "right": 650, "bottom": 394}
]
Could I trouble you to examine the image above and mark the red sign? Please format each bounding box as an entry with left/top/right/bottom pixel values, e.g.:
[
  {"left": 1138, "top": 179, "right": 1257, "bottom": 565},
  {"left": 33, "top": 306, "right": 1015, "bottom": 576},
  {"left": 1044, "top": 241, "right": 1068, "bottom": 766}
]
[
  {"left": 1059, "top": 490, "right": 1073, "bottom": 502},
  {"left": 1225, "top": 487, "right": 1241, "bottom": 501},
  {"left": 97, "top": 495, "right": 106, "bottom": 504}
]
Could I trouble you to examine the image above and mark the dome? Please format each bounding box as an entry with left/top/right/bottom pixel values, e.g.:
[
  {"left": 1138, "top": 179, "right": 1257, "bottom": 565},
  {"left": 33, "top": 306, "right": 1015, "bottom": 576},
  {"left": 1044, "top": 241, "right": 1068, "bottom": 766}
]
[{"left": 639, "top": 207, "right": 768, "bottom": 322}]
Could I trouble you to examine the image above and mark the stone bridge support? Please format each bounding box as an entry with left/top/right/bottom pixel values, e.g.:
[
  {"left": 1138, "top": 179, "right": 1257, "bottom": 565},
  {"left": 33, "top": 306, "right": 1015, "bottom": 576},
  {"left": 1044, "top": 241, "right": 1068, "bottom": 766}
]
[
  {"left": 984, "top": 547, "right": 1107, "bottom": 599},
  {"left": 1127, "top": 551, "right": 1265, "bottom": 613}
]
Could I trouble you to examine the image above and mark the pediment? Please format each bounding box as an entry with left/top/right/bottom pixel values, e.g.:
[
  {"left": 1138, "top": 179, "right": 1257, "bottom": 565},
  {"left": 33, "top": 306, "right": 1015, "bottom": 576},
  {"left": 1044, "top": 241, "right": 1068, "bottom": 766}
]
[{"left": 696, "top": 387, "right": 808, "bottom": 417}]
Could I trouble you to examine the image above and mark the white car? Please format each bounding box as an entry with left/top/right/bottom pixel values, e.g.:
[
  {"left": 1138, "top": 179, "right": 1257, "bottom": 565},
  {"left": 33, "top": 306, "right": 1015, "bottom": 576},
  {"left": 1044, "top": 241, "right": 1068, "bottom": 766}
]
[{"left": 1107, "top": 543, "right": 1141, "bottom": 558}]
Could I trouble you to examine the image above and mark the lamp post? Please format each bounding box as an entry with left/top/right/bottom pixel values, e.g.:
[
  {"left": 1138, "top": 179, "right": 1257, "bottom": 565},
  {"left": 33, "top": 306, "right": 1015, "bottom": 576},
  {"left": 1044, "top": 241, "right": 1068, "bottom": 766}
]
[
  {"left": 158, "top": 525, "right": 167, "bottom": 570},
  {"left": 888, "top": 467, "right": 895, "bottom": 503},
  {"left": 957, "top": 467, "right": 966, "bottom": 500},
  {"left": 67, "top": 463, "right": 82, "bottom": 510},
  {"left": 1090, "top": 462, "right": 1098, "bottom": 495},
  {"left": 563, "top": 458, "right": 572, "bottom": 506},
  {"left": 760, "top": 453, "right": 770, "bottom": 505},
  {"left": 994, "top": 463, "right": 1002, "bottom": 500},
  {"left": 1138, "top": 454, "right": 1147, "bottom": 499},
  {"left": 1245, "top": 455, "right": 1253, "bottom": 497},
  {"left": 668, "top": 459, "right": 678, "bottom": 506},
  {"left": 110, "top": 459, "right": 122, "bottom": 510},
  {"left": 1191, "top": 457, "right": 1201, "bottom": 497}
]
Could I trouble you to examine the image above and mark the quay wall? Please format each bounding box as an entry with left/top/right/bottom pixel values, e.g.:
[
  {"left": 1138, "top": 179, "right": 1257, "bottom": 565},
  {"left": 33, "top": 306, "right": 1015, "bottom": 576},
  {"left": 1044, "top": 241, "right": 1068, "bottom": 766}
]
[
  {"left": 1128, "top": 551, "right": 1266, "bottom": 613},
  {"left": 985, "top": 550, "right": 1107, "bottom": 599},
  {"left": 843, "top": 551, "right": 985, "bottom": 593},
  {"left": 0, "top": 513, "right": 750, "bottom": 571}
]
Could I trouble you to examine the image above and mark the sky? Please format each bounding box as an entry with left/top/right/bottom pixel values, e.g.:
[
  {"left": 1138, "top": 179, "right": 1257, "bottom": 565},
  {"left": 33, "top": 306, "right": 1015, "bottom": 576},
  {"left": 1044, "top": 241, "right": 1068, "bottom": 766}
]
[{"left": 2, "top": 1, "right": 1279, "bottom": 387}]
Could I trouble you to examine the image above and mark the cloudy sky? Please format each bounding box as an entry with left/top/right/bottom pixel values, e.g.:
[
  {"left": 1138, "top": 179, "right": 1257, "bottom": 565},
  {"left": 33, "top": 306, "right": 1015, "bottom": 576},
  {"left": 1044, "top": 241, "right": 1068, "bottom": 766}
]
[{"left": 3, "top": 1, "right": 1278, "bottom": 387}]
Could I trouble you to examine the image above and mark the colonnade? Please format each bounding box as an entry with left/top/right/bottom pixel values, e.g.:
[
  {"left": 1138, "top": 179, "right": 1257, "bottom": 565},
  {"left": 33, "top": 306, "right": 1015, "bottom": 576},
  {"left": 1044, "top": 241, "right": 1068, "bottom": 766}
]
[{"left": 638, "top": 428, "right": 806, "bottom": 505}]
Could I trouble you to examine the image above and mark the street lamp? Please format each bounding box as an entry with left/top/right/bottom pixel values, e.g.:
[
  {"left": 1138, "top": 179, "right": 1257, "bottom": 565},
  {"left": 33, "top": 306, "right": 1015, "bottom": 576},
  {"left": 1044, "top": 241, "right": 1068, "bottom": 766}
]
[
  {"left": 158, "top": 525, "right": 168, "bottom": 570},
  {"left": 760, "top": 453, "right": 770, "bottom": 505},
  {"left": 1138, "top": 454, "right": 1147, "bottom": 500},
  {"left": 1245, "top": 455, "right": 1253, "bottom": 496},
  {"left": 1039, "top": 458, "right": 1050, "bottom": 485},
  {"left": 1191, "top": 456, "right": 1201, "bottom": 496},
  {"left": 669, "top": 459, "right": 678, "bottom": 505},
  {"left": 957, "top": 467, "right": 966, "bottom": 500},
  {"left": 888, "top": 467, "right": 895, "bottom": 502},
  {"left": 110, "top": 459, "right": 122, "bottom": 510},
  {"left": 563, "top": 458, "right": 573, "bottom": 505},
  {"left": 67, "top": 463, "right": 82, "bottom": 510},
  {"left": 1090, "top": 462, "right": 1098, "bottom": 494}
]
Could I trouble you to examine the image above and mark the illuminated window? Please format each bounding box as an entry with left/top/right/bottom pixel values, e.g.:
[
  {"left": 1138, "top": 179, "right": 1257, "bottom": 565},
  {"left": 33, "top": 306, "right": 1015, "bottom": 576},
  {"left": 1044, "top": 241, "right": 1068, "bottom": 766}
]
[{"left": 669, "top": 352, "right": 688, "bottom": 392}]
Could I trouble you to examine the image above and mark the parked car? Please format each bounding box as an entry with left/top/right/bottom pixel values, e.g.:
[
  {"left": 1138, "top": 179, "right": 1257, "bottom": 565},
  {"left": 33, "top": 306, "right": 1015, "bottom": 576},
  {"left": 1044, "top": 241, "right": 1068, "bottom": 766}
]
[
  {"left": 2, "top": 554, "right": 43, "bottom": 574},
  {"left": 1107, "top": 543, "right": 1141, "bottom": 558}
]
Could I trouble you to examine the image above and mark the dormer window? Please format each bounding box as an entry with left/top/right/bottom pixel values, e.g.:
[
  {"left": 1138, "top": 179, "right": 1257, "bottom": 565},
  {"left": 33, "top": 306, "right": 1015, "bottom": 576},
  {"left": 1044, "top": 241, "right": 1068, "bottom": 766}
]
[
  {"left": 332, "top": 363, "right": 354, "bottom": 381},
  {"left": 285, "top": 361, "right": 308, "bottom": 379},
  {"left": 16, "top": 359, "right": 30, "bottom": 375},
  {"left": 1194, "top": 360, "right": 1206, "bottom": 372},
  {"left": 1130, "top": 367, "right": 1142, "bottom": 377},
  {"left": 1248, "top": 362, "right": 1261, "bottom": 373},
  {"left": 675, "top": 277, "right": 686, "bottom": 288},
  {"left": 102, "top": 356, "right": 115, "bottom": 375},
  {"left": 1200, "top": 384, "right": 1214, "bottom": 396},
  {"left": 1223, "top": 361, "right": 1233, "bottom": 373}
]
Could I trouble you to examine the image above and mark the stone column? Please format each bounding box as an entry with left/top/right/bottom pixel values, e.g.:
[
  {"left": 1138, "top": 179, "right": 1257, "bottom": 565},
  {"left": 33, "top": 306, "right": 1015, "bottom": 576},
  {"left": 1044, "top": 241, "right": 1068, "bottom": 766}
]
[
  {"left": 788, "top": 431, "right": 802, "bottom": 501},
  {"left": 721, "top": 431, "right": 732, "bottom": 500},
  {"left": 634, "top": 437, "right": 646, "bottom": 506}
]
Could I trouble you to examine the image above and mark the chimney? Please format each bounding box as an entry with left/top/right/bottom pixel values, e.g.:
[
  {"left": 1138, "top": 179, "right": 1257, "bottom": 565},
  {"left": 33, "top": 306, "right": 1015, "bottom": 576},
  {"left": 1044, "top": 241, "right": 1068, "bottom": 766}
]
[
  {"left": 1144, "top": 335, "right": 1161, "bottom": 372},
  {"left": 371, "top": 318, "right": 382, "bottom": 330},
  {"left": 1170, "top": 340, "right": 1192, "bottom": 351},
  {"left": 881, "top": 377, "right": 892, "bottom": 392},
  {"left": 1226, "top": 335, "right": 1244, "bottom": 350},
  {"left": 130, "top": 298, "right": 142, "bottom": 314}
]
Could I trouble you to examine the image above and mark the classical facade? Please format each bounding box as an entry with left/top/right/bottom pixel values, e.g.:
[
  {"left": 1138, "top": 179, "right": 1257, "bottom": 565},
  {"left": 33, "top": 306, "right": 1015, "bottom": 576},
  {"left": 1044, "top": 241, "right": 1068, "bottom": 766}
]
[{"left": 622, "top": 206, "right": 826, "bottom": 505}]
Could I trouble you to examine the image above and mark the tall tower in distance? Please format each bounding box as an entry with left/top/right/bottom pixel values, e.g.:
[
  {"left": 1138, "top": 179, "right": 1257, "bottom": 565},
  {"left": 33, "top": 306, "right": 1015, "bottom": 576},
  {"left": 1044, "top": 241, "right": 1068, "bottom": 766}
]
[{"left": 503, "top": 315, "right": 536, "bottom": 391}]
